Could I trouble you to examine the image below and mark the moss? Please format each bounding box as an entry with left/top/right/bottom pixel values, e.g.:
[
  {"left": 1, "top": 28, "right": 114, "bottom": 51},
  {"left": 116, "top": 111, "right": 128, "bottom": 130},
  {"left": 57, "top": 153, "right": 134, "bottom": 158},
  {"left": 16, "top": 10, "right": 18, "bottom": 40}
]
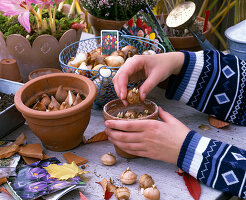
[{"left": 0, "top": 13, "right": 82, "bottom": 44}]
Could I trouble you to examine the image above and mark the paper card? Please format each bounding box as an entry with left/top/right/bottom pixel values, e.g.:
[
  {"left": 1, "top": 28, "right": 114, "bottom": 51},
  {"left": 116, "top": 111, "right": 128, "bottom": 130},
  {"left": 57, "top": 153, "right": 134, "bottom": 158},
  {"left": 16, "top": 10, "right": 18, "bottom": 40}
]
[
  {"left": 6, "top": 157, "right": 85, "bottom": 200},
  {"left": 120, "top": 5, "right": 174, "bottom": 52},
  {"left": 101, "top": 30, "right": 119, "bottom": 55}
]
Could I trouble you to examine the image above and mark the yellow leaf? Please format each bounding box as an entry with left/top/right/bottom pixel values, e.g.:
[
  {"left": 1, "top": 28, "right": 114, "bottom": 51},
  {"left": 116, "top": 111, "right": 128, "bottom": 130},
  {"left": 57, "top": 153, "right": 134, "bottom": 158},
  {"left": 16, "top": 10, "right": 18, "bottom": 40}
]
[{"left": 44, "top": 161, "right": 87, "bottom": 180}]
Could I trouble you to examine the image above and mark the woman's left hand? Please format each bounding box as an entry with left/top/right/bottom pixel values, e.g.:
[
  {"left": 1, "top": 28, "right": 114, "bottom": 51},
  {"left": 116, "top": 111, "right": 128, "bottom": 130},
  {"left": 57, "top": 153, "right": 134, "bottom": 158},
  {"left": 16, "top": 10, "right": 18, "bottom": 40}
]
[{"left": 104, "top": 107, "right": 190, "bottom": 165}]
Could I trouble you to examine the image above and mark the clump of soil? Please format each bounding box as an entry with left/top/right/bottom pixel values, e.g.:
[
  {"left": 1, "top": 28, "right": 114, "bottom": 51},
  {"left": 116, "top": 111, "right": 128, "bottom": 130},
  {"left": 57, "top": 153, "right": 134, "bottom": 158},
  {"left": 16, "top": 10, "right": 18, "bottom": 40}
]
[{"left": 0, "top": 92, "right": 14, "bottom": 112}]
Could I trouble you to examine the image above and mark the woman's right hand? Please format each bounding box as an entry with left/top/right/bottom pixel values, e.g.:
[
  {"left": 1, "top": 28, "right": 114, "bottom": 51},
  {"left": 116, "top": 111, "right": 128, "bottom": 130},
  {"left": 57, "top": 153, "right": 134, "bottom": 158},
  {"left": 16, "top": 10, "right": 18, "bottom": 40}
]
[{"left": 112, "top": 52, "right": 185, "bottom": 106}]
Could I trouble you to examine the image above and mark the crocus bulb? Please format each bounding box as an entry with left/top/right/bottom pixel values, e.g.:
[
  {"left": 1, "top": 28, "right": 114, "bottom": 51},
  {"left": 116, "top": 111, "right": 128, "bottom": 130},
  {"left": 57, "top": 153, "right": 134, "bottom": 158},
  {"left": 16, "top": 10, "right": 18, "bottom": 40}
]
[
  {"left": 73, "top": 93, "right": 83, "bottom": 106},
  {"left": 65, "top": 90, "right": 76, "bottom": 106},
  {"left": 120, "top": 167, "right": 137, "bottom": 185},
  {"left": 60, "top": 102, "right": 71, "bottom": 110},
  {"left": 48, "top": 96, "right": 60, "bottom": 110},
  {"left": 115, "top": 187, "right": 130, "bottom": 200},
  {"left": 40, "top": 93, "right": 51, "bottom": 107},
  {"left": 100, "top": 152, "right": 116, "bottom": 166},
  {"left": 139, "top": 174, "right": 155, "bottom": 189},
  {"left": 143, "top": 185, "right": 160, "bottom": 200},
  {"left": 55, "top": 85, "right": 67, "bottom": 103},
  {"left": 33, "top": 102, "right": 46, "bottom": 111}
]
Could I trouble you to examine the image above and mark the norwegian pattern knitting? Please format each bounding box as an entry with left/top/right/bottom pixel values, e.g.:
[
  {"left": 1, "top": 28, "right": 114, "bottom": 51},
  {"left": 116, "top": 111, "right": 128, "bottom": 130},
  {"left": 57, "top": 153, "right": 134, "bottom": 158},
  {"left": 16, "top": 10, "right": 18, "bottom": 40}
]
[
  {"left": 166, "top": 50, "right": 246, "bottom": 125},
  {"left": 166, "top": 50, "right": 246, "bottom": 198}
]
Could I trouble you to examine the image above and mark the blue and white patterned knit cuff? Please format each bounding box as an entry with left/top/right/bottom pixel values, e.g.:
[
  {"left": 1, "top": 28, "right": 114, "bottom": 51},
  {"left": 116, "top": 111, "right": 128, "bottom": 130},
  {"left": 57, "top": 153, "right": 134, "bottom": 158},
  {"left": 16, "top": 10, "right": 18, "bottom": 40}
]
[
  {"left": 177, "top": 130, "right": 211, "bottom": 178},
  {"left": 166, "top": 50, "right": 204, "bottom": 103}
]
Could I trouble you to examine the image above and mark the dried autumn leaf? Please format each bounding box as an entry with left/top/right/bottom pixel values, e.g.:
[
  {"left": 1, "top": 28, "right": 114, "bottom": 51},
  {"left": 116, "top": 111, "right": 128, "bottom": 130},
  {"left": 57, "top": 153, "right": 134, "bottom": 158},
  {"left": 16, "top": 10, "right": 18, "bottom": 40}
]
[
  {"left": 44, "top": 161, "right": 87, "bottom": 180},
  {"left": 63, "top": 152, "right": 87, "bottom": 166},
  {"left": 96, "top": 178, "right": 114, "bottom": 200},
  {"left": 14, "top": 133, "right": 26, "bottom": 145},
  {"left": 86, "top": 131, "right": 108, "bottom": 144},
  {"left": 22, "top": 156, "right": 40, "bottom": 165},
  {"left": 18, "top": 143, "right": 43, "bottom": 159},
  {"left": 208, "top": 116, "right": 230, "bottom": 128},
  {"left": 183, "top": 173, "right": 201, "bottom": 200},
  {"left": 80, "top": 191, "right": 88, "bottom": 200},
  {"left": 0, "top": 177, "right": 7, "bottom": 186},
  {"left": 0, "top": 144, "right": 20, "bottom": 159}
]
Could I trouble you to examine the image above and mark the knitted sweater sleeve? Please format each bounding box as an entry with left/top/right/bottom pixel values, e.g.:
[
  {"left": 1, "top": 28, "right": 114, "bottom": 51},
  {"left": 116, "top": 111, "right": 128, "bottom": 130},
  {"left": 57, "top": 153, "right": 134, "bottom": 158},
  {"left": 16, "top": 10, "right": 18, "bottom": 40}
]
[
  {"left": 178, "top": 131, "right": 246, "bottom": 198},
  {"left": 165, "top": 50, "right": 246, "bottom": 197},
  {"left": 165, "top": 50, "right": 246, "bottom": 126}
]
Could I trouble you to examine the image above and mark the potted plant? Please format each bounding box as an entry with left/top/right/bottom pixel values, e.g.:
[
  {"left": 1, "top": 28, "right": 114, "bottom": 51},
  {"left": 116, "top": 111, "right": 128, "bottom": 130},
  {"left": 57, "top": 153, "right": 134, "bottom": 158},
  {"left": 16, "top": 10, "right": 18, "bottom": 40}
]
[
  {"left": 80, "top": 0, "right": 156, "bottom": 36},
  {"left": 0, "top": 0, "right": 85, "bottom": 81}
]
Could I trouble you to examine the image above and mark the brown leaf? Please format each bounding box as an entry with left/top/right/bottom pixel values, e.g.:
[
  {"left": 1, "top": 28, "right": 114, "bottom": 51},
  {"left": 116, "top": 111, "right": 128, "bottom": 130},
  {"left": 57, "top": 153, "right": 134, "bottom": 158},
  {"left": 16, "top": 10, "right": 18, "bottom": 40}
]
[
  {"left": 63, "top": 152, "right": 87, "bottom": 166},
  {"left": 43, "top": 154, "right": 50, "bottom": 159},
  {"left": 0, "top": 144, "right": 20, "bottom": 159},
  {"left": 22, "top": 153, "right": 51, "bottom": 165},
  {"left": 22, "top": 156, "right": 40, "bottom": 165},
  {"left": 96, "top": 178, "right": 114, "bottom": 200},
  {"left": 14, "top": 133, "right": 26, "bottom": 145},
  {"left": 86, "top": 131, "right": 108, "bottom": 144},
  {"left": 0, "top": 177, "right": 7, "bottom": 186},
  {"left": 108, "top": 178, "right": 117, "bottom": 193},
  {"left": 208, "top": 116, "right": 231, "bottom": 128},
  {"left": 18, "top": 143, "right": 43, "bottom": 159}
]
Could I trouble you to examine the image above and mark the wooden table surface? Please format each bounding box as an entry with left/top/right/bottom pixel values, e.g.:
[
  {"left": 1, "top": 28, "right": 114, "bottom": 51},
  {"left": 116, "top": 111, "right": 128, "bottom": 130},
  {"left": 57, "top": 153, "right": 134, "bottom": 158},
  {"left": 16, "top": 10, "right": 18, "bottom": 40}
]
[{"left": 5, "top": 86, "right": 245, "bottom": 200}]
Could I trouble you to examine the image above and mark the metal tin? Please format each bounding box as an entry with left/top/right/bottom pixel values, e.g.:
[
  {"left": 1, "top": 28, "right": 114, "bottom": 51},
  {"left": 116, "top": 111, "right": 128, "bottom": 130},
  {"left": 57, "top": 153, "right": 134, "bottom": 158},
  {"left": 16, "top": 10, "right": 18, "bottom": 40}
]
[
  {"left": 0, "top": 79, "right": 25, "bottom": 138},
  {"left": 225, "top": 19, "right": 246, "bottom": 60}
]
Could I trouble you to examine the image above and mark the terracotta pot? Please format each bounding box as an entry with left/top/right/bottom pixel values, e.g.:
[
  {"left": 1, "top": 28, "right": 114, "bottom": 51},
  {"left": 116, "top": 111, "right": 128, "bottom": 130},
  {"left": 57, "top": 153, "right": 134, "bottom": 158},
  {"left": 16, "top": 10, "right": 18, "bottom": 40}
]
[
  {"left": 87, "top": 12, "right": 128, "bottom": 36},
  {"left": 14, "top": 73, "right": 97, "bottom": 151},
  {"left": 103, "top": 99, "right": 158, "bottom": 158},
  {"left": 28, "top": 68, "right": 62, "bottom": 81},
  {"left": 0, "top": 58, "right": 22, "bottom": 82},
  {"left": 0, "top": 29, "right": 82, "bottom": 82}
]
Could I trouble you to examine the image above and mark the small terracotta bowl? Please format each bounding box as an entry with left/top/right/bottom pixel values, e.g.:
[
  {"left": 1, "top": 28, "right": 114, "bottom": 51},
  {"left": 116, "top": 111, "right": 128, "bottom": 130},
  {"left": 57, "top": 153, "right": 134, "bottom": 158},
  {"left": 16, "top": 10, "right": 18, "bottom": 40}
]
[
  {"left": 28, "top": 68, "right": 62, "bottom": 81},
  {"left": 14, "top": 73, "right": 97, "bottom": 151},
  {"left": 103, "top": 99, "right": 158, "bottom": 158}
]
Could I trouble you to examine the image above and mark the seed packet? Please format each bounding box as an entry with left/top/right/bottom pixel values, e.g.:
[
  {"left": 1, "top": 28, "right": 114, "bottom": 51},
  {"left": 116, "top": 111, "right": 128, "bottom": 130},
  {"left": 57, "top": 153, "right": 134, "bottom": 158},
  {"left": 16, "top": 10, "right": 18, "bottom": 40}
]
[
  {"left": 0, "top": 185, "right": 15, "bottom": 200},
  {"left": 5, "top": 157, "right": 86, "bottom": 200},
  {"left": 0, "top": 141, "right": 21, "bottom": 178},
  {"left": 120, "top": 5, "right": 174, "bottom": 52},
  {"left": 101, "top": 30, "right": 119, "bottom": 55}
]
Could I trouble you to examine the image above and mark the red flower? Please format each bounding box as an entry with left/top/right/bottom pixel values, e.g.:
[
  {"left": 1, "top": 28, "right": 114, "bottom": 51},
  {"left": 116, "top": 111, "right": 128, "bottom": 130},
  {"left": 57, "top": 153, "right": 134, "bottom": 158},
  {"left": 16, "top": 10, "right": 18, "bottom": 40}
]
[
  {"left": 129, "top": 30, "right": 134, "bottom": 35},
  {"left": 142, "top": 23, "right": 147, "bottom": 31},
  {"left": 128, "top": 18, "right": 134, "bottom": 28},
  {"left": 136, "top": 19, "right": 143, "bottom": 28},
  {"left": 111, "top": 44, "right": 115, "bottom": 48},
  {"left": 145, "top": 26, "right": 152, "bottom": 34}
]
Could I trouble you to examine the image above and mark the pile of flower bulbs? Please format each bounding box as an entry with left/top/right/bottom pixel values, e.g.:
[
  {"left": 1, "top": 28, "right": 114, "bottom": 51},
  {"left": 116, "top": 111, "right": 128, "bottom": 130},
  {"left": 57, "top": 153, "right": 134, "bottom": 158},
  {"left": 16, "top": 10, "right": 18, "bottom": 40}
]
[{"left": 31, "top": 85, "right": 84, "bottom": 112}]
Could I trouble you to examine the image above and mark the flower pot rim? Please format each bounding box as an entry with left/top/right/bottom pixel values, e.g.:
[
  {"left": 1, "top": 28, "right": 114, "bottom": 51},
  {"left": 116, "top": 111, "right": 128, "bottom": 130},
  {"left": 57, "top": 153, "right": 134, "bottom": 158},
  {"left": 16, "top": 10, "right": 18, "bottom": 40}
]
[
  {"left": 14, "top": 73, "right": 97, "bottom": 119},
  {"left": 103, "top": 98, "right": 158, "bottom": 120},
  {"left": 28, "top": 67, "right": 62, "bottom": 81}
]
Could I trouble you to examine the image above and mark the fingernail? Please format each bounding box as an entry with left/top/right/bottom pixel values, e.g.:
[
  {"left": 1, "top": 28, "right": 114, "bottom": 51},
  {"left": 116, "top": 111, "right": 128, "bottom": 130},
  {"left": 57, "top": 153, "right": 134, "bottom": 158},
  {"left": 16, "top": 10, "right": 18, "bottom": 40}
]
[{"left": 105, "top": 121, "right": 109, "bottom": 127}]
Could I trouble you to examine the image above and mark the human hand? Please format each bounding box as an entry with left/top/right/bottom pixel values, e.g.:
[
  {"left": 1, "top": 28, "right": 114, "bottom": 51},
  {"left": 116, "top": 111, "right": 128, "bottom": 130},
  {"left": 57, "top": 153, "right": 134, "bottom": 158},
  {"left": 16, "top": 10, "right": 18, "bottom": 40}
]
[
  {"left": 104, "top": 107, "right": 190, "bottom": 165},
  {"left": 112, "top": 52, "right": 184, "bottom": 106}
]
